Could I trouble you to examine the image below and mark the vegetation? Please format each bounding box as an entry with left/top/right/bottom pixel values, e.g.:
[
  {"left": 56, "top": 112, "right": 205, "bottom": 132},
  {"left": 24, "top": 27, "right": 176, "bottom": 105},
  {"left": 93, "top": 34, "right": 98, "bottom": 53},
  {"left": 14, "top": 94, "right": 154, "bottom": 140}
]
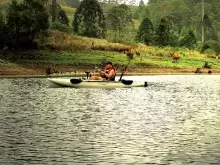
[
  {"left": 57, "top": 0, "right": 80, "bottom": 8},
  {"left": 106, "top": 4, "right": 134, "bottom": 43},
  {"left": 73, "top": 0, "right": 106, "bottom": 38},
  {"left": 179, "top": 30, "right": 197, "bottom": 49},
  {"left": 1, "top": 0, "right": 220, "bottom": 74},
  {"left": 135, "top": 17, "right": 154, "bottom": 45},
  {"left": 2, "top": 0, "right": 49, "bottom": 49}
]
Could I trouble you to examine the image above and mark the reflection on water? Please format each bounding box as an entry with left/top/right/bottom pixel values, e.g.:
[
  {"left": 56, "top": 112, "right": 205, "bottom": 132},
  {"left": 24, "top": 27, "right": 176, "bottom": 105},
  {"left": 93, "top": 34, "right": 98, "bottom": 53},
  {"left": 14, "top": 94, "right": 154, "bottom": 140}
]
[{"left": 1, "top": 75, "right": 220, "bottom": 164}]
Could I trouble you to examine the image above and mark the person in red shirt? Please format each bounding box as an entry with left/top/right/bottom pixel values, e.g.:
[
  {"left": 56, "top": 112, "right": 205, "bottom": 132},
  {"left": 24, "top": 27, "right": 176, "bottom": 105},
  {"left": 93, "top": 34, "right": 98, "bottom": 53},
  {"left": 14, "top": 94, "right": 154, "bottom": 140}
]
[{"left": 90, "top": 62, "right": 116, "bottom": 81}]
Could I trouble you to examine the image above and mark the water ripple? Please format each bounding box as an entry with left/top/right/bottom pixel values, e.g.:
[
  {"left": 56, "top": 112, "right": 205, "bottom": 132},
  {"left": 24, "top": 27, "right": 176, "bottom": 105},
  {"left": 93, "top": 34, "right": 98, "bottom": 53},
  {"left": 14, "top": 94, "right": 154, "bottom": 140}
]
[{"left": 1, "top": 75, "right": 220, "bottom": 164}]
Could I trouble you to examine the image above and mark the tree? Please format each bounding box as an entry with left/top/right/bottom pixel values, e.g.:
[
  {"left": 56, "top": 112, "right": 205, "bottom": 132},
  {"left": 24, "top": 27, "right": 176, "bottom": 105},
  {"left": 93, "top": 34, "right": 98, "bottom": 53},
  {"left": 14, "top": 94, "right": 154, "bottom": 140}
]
[
  {"left": 21, "top": 0, "right": 49, "bottom": 39},
  {"left": 106, "top": 4, "right": 134, "bottom": 42},
  {"left": 179, "top": 30, "right": 197, "bottom": 49},
  {"left": 73, "top": 0, "right": 106, "bottom": 38},
  {"left": 203, "top": 14, "right": 215, "bottom": 41},
  {"left": 139, "top": 0, "right": 145, "bottom": 7},
  {"left": 133, "top": 0, "right": 147, "bottom": 20},
  {"left": 0, "top": 12, "right": 4, "bottom": 29},
  {"left": 51, "top": 0, "right": 57, "bottom": 22},
  {"left": 7, "top": 0, "right": 23, "bottom": 48},
  {"left": 201, "top": 40, "right": 220, "bottom": 54},
  {"left": 6, "top": 0, "right": 49, "bottom": 49},
  {"left": 135, "top": 17, "right": 154, "bottom": 45},
  {"left": 155, "top": 18, "right": 170, "bottom": 46},
  {"left": 57, "top": 6, "right": 69, "bottom": 25},
  {"left": 0, "top": 12, "right": 5, "bottom": 49}
]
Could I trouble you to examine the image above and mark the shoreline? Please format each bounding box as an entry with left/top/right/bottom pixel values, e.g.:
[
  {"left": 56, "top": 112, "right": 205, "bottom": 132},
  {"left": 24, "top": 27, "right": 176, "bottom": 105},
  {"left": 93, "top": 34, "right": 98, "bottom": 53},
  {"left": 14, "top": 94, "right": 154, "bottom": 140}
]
[{"left": 0, "top": 65, "right": 218, "bottom": 78}]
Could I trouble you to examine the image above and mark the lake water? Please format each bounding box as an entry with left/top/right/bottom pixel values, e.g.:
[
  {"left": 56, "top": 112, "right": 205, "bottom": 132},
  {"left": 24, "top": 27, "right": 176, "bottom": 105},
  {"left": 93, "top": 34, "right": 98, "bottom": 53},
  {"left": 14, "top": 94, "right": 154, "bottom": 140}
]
[{"left": 1, "top": 75, "right": 220, "bottom": 165}]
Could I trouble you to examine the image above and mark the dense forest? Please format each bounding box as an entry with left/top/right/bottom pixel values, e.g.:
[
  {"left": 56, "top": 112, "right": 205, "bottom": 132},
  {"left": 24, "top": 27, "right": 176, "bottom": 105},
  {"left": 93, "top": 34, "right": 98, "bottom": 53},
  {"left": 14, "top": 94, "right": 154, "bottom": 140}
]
[{"left": 0, "top": 0, "right": 220, "bottom": 55}]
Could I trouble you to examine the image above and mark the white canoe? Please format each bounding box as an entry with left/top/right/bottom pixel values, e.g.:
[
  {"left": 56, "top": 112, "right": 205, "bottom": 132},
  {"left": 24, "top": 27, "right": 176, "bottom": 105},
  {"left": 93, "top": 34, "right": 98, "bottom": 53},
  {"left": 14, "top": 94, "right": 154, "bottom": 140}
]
[{"left": 48, "top": 78, "right": 148, "bottom": 88}]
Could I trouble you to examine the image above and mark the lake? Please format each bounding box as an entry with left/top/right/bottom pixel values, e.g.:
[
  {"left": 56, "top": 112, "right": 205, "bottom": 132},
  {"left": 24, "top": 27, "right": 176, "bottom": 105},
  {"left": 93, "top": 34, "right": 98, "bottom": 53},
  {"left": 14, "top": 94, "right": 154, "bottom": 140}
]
[{"left": 1, "top": 75, "right": 220, "bottom": 165}]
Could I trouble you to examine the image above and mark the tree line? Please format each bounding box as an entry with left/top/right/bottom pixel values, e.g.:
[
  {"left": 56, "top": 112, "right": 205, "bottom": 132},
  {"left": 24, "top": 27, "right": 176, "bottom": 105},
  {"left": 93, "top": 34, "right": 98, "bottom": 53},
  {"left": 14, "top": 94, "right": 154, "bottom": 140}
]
[
  {"left": 0, "top": 0, "right": 70, "bottom": 49},
  {"left": 134, "top": 0, "right": 220, "bottom": 52},
  {"left": 1, "top": 0, "right": 220, "bottom": 54},
  {"left": 73, "top": 0, "right": 198, "bottom": 48},
  {"left": 73, "top": 0, "right": 220, "bottom": 53}
]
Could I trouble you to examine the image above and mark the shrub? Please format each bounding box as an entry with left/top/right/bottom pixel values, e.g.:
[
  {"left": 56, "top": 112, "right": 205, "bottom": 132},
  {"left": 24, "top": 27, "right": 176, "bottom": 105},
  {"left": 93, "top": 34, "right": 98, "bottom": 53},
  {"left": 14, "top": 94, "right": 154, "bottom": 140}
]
[
  {"left": 50, "top": 22, "right": 72, "bottom": 34},
  {"left": 204, "top": 48, "right": 216, "bottom": 55},
  {"left": 201, "top": 40, "right": 220, "bottom": 54},
  {"left": 179, "top": 30, "right": 197, "bottom": 49}
]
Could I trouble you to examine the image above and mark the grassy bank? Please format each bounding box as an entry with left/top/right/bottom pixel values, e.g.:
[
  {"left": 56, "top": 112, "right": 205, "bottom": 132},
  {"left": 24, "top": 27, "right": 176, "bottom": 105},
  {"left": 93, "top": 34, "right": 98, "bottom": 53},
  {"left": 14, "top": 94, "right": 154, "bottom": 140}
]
[
  {"left": 2, "top": 50, "right": 220, "bottom": 69},
  {"left": 1, "top": 49, "right": 220, "bottom": 75},
  {"left": 1, "top": 30, "right": 220, "bottom": 75}
]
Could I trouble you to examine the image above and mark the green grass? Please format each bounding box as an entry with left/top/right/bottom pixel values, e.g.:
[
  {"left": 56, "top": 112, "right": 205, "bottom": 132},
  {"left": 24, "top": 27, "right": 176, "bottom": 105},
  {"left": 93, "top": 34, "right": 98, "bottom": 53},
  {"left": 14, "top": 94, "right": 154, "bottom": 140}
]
[
  {"left": 1, "top": 49, "right": 220, "bottom": 71},
  {"left": 1, "top": 30, "right": 220, "bottom": 70}
]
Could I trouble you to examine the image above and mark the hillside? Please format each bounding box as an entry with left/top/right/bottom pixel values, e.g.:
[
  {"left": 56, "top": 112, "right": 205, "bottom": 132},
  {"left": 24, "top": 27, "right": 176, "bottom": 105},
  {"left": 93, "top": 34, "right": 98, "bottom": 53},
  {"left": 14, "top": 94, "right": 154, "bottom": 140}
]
[
  {"left": 1, "top": 0, "right": 220, "bottom": 76},
  {"left": 1, "top": 30, "right": 220, "bottom": 76}
]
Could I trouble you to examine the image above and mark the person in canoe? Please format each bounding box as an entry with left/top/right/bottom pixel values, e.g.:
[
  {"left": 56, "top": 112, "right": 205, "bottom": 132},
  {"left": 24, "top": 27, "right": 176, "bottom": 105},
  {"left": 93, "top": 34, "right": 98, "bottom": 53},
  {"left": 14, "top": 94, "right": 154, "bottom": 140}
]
[{"left": 90, "top": 62, "right": 116, "bottom": 81}]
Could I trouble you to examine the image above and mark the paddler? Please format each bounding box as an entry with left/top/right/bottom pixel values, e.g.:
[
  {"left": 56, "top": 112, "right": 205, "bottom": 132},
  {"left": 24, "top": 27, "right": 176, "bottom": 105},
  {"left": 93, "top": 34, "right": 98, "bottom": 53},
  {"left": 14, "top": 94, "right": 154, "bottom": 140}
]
[{"left": 89, "top": 62, "right": 116, "bottom": 81}]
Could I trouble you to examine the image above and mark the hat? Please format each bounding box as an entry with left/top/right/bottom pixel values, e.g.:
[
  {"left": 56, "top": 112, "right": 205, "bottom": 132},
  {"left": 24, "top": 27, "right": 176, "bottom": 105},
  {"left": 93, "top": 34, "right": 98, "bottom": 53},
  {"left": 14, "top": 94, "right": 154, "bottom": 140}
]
[{"left": 104, "top": 61, "right": 112, "bottom": 65}]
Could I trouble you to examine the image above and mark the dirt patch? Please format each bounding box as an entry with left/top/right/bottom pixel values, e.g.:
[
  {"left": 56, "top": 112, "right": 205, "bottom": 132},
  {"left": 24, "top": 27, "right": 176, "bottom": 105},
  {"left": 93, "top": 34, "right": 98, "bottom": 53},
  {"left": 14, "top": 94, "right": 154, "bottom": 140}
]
[{"left": 0, "top": 64, "right": 219, "bottom": 76}]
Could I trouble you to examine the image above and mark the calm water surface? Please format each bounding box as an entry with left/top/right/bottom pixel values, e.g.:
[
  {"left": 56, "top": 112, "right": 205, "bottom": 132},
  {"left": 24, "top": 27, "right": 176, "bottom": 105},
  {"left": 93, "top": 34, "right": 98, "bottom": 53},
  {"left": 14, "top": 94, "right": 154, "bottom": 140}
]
[{"left": 1, "top": 75, "right": 220, "bottom": 165}]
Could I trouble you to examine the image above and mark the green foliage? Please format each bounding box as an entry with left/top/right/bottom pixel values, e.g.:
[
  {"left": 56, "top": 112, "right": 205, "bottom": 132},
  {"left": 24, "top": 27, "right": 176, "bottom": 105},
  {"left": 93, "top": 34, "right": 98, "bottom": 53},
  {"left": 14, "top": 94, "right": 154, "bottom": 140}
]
[
  {"left": 7, "top": 0, "right": 22, "bottom": 27},
  {"left": 201, "top": 40, "right": 220, "bottom": 54},
  {"left": 73, "top": 0, "right": 106, "bottom": 38},
  {"left": 141, "top": 0, "right": 220, "bottom": 42},
  {"left": 51, "top": 0, "right": 57, "bottom": 22},
  {"left": 50, "top": 22, "right": 72, "bottom": 33},
  {"left": 203, "top": 14, "right": 215, "bottom": 41},
  {"left": 139, "top": 0, "right": 145, "bottom": 7},
  {"left": 204, "top": 48, "right": 216, "bottom": 55},
  {"left": 0, "top": 11, "right": 4, "bottom": 27},
  {"left": 154, "top": 18, "right": 170, "bottom": 46},
  {"left": 6, "top": 0, "right": 23, "bottom": 48},
  {"left": 179, "top": 30, "right": 197, "bottom": 49},
  {"left": 135, "top": 17, "right": 154, "bottom": 45},
  {"left": 22, "top": 0, "right": 49, "bottom": 32},
  {"left": 48, "top": 3, "right": 69, "bottom": 25},
  {"left": 106, "top": 4, "right": 134, "bottom": 42},
  {"left": 4, "top": 0, "right": 49, "bottom": 49},
  {"left": 0, "top": 12, "right": 5, "bottom": 49},
  {"left": 58, "top": 7, "right": 69, "bottom": 25}
]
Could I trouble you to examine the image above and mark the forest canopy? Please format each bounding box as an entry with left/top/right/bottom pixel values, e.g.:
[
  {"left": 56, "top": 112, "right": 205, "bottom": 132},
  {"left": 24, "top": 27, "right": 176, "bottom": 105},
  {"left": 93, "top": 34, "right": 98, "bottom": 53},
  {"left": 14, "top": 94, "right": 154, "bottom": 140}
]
[{"left": 0, "top": 0, "right": 220, "bottom": 53}]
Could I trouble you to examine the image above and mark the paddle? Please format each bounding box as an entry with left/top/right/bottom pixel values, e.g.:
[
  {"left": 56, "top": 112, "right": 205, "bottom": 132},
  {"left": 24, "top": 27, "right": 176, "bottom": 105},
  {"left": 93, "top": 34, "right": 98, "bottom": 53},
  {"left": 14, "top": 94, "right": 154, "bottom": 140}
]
[
  {"left": 85, "top": 71, "right": 90, "bottom": 79},
  {"left": 70, "top": 78, "right": 82, "bottom": 84},
  {"left": 121, "top": 79, "right": 133, "bottom": 85},
  {"left": 118, "top": 66, "right": 127, "bottom": 81},
  {"left": 119, "top": 58, "right": 132, "bottom": 81}
]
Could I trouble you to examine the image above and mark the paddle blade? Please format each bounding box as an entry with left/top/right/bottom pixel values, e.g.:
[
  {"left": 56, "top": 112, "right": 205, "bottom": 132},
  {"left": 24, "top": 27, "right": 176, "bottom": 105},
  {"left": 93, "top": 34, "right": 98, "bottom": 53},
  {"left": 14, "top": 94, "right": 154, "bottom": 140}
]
[
  {"left": 121, "top": 79, "right": 133, "bottom": 85},
  {"left": 70, "top": 79, "right": 82, "bottom": 84}
]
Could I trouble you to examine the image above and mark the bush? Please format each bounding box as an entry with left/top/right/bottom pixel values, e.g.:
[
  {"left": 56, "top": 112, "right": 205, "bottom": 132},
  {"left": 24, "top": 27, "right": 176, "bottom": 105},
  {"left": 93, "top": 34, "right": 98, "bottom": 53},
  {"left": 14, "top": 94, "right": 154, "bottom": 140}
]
[
  {"left": 201, "top": 40, "right": 220, "bottom": 54},
  {"left": 204, "top": 48, "right": 216, "bottom": 55},
  {"left": 50, "top": 22, "right": 72, "bottom": 34},
  {"left": 179, "top": 30, "right": 196, "bottom": 49}
]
